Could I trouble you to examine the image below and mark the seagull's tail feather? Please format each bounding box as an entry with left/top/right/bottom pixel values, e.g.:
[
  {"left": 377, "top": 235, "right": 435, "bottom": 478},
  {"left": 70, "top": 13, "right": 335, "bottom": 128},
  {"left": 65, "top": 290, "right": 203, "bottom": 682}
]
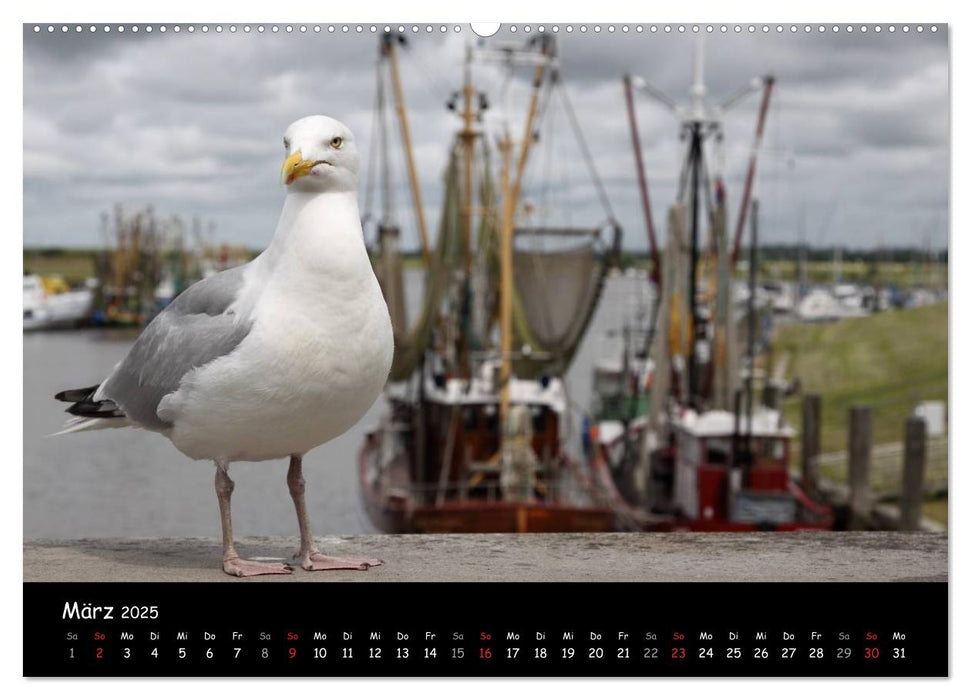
[
  {"left": 53, "top": 383, "right": 130, "bottom": 436},
  {"left": 51, "top": 415, "right": 130, "bottom": 436}
]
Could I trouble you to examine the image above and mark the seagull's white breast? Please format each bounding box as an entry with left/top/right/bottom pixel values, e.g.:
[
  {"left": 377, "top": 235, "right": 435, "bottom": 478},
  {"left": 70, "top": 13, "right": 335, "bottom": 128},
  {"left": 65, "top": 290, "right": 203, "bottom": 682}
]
[{"left": 164, "top": 192, "right": 393, "bottom": 462}]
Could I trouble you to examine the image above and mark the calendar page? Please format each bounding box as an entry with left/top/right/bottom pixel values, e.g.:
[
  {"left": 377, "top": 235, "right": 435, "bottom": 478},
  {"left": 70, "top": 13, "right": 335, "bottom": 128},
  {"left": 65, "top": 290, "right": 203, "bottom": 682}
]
[{"left": 22, "top": 20, "right": 949, "bottom": 678}]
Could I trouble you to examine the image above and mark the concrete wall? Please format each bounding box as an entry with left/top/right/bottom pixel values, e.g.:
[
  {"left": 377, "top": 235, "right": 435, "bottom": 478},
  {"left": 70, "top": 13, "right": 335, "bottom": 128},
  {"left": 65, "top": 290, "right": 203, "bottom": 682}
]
[{"left": 24, "top": 532, "right": 946, "bottom": 583}]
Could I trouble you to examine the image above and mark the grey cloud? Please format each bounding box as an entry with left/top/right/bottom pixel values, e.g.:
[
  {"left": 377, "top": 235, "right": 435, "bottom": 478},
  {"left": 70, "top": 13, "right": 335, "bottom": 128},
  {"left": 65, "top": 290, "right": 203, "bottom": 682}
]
[{"left": 23, "top": 25, "right": 948, "bottom": 251}]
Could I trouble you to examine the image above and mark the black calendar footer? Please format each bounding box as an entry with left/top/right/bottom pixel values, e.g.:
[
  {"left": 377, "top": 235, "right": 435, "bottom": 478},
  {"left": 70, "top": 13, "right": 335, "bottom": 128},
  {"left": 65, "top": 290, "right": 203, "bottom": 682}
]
[{"left": 24, "top": 581, "right": 947, "bottom": 677}]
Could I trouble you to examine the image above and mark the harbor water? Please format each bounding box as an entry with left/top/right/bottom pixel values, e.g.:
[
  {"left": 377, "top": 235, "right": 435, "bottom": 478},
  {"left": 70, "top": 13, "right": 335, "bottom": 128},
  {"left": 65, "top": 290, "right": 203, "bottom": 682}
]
[{"left": 23, "top": 270, "right": 652, "bottom": 539}]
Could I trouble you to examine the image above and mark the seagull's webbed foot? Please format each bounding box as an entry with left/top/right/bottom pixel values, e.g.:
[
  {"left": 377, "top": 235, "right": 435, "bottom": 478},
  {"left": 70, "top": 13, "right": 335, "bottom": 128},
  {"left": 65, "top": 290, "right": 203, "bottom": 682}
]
[
  {"left": 287, "top": 455, "right": 383, "bottom": 573},
  {"left": 223, "top": 557, "right": 294, "bottom": 578},
  {"left": 296, "top": 549, "right": 383, "bottom": 572}
]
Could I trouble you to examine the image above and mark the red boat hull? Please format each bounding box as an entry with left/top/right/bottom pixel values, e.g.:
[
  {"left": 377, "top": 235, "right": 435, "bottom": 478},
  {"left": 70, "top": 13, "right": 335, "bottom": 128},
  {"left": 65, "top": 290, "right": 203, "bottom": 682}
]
[
  {"left": 410, "top": 502, "right": 614, "bottom": 533},
  {"left": 589, "top": 441, "right": 834, "bottom": 532},
  {"left": 359, "top": 433, "right": 616, "bottom": 534},
  {"left": 359, "top": 429, "right": 833, "bottom": 534}
]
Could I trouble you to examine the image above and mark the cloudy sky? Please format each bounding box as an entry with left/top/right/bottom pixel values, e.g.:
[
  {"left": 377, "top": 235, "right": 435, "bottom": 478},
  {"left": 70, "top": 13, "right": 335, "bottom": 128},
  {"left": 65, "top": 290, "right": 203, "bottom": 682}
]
[{"left": 23, "top": 24, "right": 948, "bottom": 252}]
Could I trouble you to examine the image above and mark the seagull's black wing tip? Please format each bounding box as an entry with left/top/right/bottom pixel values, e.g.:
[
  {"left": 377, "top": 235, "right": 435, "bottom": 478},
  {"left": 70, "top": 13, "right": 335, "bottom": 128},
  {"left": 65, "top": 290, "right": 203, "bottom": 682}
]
[
  {"left": 55, "top": 385, "right": 126, "bottom": 419},
  {"left": 55, "top": 385, "right": 99, "bottom": 403}
]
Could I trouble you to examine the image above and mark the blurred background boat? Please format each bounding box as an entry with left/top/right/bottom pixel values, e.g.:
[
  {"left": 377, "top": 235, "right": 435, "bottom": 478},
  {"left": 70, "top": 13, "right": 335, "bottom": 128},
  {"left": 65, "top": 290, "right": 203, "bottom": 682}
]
[
  {"left": 585, "top": 40, "right": 834, "bottom": 532},
  {"left": 23, "top": 273, "right": 94, "bottom": 331},
  {"left": 358, "top": 34, "right": 625, "bottom": 533}
]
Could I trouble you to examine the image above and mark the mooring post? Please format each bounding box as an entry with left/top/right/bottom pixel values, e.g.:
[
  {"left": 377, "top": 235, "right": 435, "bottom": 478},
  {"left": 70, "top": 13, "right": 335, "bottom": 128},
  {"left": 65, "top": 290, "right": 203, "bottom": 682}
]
[
  {"left": 762, "top": 383, "right": 780, "bottom": 410},
  {"left": 848, "top": 404, "right": 873, "bottom": 530},
  {"left": 900, "top": 415, "right": 927, "bottom": 530},
  {"left": 801, "top": 394, "right": 821, "bottom": 495}
]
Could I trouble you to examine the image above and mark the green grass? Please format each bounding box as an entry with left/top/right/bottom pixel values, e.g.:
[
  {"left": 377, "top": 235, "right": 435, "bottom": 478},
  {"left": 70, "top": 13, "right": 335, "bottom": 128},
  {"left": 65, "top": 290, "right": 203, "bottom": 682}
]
[
  {"left": 776, "top": 301, "right": 948, "bottom": 454},
  {"left": 23, "top": 247, "right": 262, "bottom": 284},
  {"left": 776, "top": 303, "right": 948, "bottom": 528},
  {"left": 627, "top": 257, "right": 947, "bottom": 290},
  {"left": 23, "top": 249, "right": 98, "bottom": 283},
  {"left": 762, "top": 260, "right": 946, "bottom": 289},
  {"left": 922, "top": 497, "right": 948, "bottom": 526}
]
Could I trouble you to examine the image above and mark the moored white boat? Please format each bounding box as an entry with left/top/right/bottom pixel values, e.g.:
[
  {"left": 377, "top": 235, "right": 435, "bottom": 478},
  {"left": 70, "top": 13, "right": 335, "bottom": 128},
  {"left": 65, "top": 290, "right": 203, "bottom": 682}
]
[
  {"left": 23, "top": 274, "right": 94, "bottom": 331},
  {"left": 796, "top": 287, "right": 868, "bottom": 322}
]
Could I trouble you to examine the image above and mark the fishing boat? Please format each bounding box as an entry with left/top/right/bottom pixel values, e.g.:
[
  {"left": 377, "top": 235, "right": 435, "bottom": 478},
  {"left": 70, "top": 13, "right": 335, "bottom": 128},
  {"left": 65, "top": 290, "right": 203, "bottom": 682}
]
[
  {"left": 91, "top": 207, "right": 236, "bottom": 326},
  {"left": 588, "top": 41, "right": 833, "bottom": 532},
  {"left": 358, "top": 34, "right": 624, "bottom": 533},
  {"left": 23, "top": 274, "right": 94, "bottom": 331},
  {"left": 587, "top": 316, "right": 657, "bottom": 507}
]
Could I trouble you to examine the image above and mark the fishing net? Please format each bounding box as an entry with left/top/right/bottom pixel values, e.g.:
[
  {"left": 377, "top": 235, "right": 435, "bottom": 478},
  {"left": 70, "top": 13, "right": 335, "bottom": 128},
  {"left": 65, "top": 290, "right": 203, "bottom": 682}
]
[
  {"left": 380, "top": 145, "right": 464, "bottom": 382},
  {"left": 512, "top": 226, "right": 619, "bottom": 378}
]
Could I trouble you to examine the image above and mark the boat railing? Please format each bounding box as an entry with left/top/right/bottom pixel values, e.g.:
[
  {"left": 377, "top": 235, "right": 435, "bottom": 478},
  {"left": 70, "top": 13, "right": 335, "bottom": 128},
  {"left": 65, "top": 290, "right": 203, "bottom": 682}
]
[
  {"left": 402, "top": 479, "right": 592, "bottom": 507},
  {"left": 465, "top": 349, "right": 556, "bottom": 380}
]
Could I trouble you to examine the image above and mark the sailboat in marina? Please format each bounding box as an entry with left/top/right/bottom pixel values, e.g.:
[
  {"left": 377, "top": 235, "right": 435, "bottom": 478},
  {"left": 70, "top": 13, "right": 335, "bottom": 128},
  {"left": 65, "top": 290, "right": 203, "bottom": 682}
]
[{"left": 358, "top": 34, "right": 625, "bottom": 533}]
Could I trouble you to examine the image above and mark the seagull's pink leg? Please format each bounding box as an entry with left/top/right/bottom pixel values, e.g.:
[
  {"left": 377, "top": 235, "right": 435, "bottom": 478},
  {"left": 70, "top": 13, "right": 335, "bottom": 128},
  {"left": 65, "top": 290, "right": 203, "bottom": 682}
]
[
  {"left": 215, "top": 460, "right": 293, "bottom": 577},
  {"left": 287, "top": 454, "right": 383, "bottom": 572}
]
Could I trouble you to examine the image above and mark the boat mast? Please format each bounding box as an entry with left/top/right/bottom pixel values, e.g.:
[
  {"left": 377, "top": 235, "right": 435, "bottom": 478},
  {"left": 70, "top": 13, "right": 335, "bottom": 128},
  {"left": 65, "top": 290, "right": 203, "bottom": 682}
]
[
  {"left": 454, "top": 40, "right": 478, "bottom": 376},
  {"left": 497, "top": 37, "right": 552, "bottom": 428},
  {"left": 686, "top": 39, "right": 706, "bottom": 409},
  {"left": 730, "top": 75, "right": 775, "bottom": 268},
  {"left": 631, "top": 38, "right": 769, "bottom": 411},
  {"left": 623, "top": 74, "right": 661, "bottom": 285},
  {"left": 383, "top": 35, "right": 431, "bottom": 267},
  {"left": 460, "top": 41, "right": 476, "bottom": 278},
  {"left": 745, "top": 197, "right": 759, "bottom": 466}
]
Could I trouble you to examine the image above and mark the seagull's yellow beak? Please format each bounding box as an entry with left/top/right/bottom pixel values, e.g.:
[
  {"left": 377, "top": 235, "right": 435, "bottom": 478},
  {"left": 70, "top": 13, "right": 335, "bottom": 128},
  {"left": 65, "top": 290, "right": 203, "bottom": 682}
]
[{"left": 281, "top": 150, "right": 317, "bottom": 185}]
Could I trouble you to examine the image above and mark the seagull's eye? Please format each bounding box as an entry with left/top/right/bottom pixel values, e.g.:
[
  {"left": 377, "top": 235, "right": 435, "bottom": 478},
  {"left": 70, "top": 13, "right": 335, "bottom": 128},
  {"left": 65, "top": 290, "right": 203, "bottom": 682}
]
[
  {"left": 330, "top": 136, "right": 343, "bottom": 149},
  {"left": 283, "top": 137, "right": 290, "bottom": 150}
]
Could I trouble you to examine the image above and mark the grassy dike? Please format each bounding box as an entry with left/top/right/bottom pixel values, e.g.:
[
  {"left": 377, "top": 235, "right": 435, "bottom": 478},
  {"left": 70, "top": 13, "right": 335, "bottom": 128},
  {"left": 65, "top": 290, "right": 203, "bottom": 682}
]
[
  {"left": 774, "top": 302, "right": 948, "bottom": 524},
  {"left": 23, "top": 249, "right": 99, "bottom": 282},
  {"left": 775, "top": 301, "right": 947, "bottom": 451}
]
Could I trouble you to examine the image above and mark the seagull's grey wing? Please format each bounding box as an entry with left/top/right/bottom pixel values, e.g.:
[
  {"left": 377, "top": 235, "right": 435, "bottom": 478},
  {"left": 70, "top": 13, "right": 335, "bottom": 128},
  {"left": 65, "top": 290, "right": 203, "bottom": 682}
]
[{"left": 99, "top": 265, "right": 252, "bottom": 430}]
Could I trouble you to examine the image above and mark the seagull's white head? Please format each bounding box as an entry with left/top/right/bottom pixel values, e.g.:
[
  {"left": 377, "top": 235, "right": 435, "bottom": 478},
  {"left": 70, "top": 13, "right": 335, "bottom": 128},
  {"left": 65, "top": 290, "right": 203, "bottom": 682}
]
[{"left": 281, "top": 115, "right": 360, "bottom": 193}]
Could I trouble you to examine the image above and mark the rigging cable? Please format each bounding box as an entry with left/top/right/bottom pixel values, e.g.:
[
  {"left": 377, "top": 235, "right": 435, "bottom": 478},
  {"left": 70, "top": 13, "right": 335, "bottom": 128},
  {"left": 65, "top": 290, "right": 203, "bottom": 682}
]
[
  {"left": 519, "top": 72, "right": 557, "bottom": 222},
  {"left": 558, "top": 79, "right": 617, "bottom": 225},
  {"left": 362, "top": 57, "right": 383, "bottom": 230},
  {"left": 550, "top": 85, "right": 574, "bottom": 231},
  {"left": 404, "top": 37, "right": 464, "bottom": 109},
  {"left": 539, "top": 80, "right": 557, "bottom": 230},
  {"left": 513, "top": 65, "right": 560, "bottom": 356},
  {"left": 379, "top": 66, "right": 395, "bottom": 225}
]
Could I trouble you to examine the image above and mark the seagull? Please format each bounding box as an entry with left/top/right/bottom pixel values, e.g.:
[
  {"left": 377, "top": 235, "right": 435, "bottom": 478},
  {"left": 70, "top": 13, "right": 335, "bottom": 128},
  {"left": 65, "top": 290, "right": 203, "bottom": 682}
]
[{"left": 55, "top": 115, "right": 394, "bottom": 577}]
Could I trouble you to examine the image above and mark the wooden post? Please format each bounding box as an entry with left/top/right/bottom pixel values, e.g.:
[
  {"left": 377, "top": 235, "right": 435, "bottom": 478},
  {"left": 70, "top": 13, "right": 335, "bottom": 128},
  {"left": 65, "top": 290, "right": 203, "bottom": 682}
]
[
  {"left": 900, "top": 416, "right": 927, "bottom": 531},
  {"left": 762, "top": 383, "right": 780, "bottom": 410},
  {"left": 801, "top": 394, "right": 821, "bottom": 494},
  {"left": 848, "top": 405, "right": 873, "bottom": 530}
]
